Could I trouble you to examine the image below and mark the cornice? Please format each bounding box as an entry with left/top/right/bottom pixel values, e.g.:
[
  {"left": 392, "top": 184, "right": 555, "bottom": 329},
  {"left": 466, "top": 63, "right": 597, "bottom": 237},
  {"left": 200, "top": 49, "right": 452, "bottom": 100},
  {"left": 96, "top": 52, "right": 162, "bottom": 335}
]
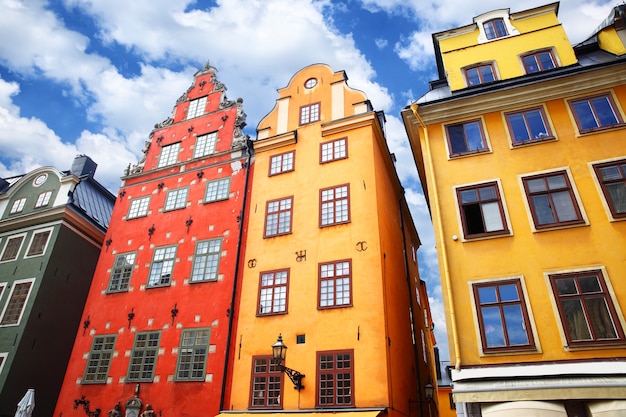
[
  {"left": 321, "top": 112, "right": 376, "bottom": 137},
  {"left": 253, "top": 131, "right": 297, "bottom": 153}
]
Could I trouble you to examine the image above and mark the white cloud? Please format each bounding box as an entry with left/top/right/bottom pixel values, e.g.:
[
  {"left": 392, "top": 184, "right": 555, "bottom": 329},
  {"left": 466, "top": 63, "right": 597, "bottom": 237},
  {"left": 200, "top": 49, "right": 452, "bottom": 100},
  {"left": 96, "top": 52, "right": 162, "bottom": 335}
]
[{"left": 375, "top": 38, "right": 389, "bottom": 49}]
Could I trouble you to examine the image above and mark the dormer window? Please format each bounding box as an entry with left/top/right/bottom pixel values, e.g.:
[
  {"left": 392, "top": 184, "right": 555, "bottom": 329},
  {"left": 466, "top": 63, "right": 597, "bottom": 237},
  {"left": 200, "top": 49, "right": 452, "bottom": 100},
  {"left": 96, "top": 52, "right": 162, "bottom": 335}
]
[{"left": 483, "top": 18, "right": 508, "bottom": 39}]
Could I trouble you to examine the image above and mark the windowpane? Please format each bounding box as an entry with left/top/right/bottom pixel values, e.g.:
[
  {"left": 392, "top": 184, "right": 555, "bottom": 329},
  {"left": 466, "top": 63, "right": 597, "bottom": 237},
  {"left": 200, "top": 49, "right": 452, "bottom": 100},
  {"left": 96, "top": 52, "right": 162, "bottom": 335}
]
[
  {"left": 250, "top": 356, "right": 282, "bottom": 408},
  {"left": 446, "top": 120, "right": 487, "bottom": 156},
  {"left": 258, "top": 270, "right": 289, "bottom": 315},
  {"left": 10, "top": 198, "right": 27, "bottom": 214},
  {"left": 317, "top": 351, "right": 354, "bottom": 407},
  {"left": 26, "top": 230, "right": 51, "bottom": 256},
  {"left": 191, "top": 239, "right": 221, "bottom": 282},
  {"left": 265, "top": 197, "right": 293, "bottom": 237},
  {"left": 128, "top": 197, "right": 150, "bottom": 219},
  {"left": 457, "top": 183, "right": 507, "bottom": 237},
  {"left": 205, "top": 179, "right": 230, "bottom": 202},
  {"left": 523, "top": 50, "right": 556, "bottom": 74},
  {"left": 523, "top": 172, "right": 583, "bottom": 228},
  {"left": 300, "top": 103, "right": 320, "bottom": 124},
  {"left": 506, "top": 108, "right": 551, "bottom": 144},
  {"left": 1, "top": 236, "right": 24, "bottom": 261},
  {"left": 164, "top": 188, "right": 188, "bottom": 211},
  {"left": 550, "top": 271, "right": 624, "bottom": 346},
  {"left": 465, "top": 64, "right": 495, "bottom": 86},
  {"left": 319, "top": 260, "right": 351, "bottom": 308},
  {"left": 194, "top": 132, "right": 218, "bottom": 158},
  {"left": 187, "top": 96, "right": 207, "bottom": 119},
  {"left": 35, "top": 191, "right": 52, "bottom": 207},
  {"left": 321, "top": 138, "right": 347, "bottom": 163},
  {"left": 147, "top": 246, "right": 176, "bottom": 287},
  {"left": 570, "top": 95, "right": 622, "bottom": 132},
  {"left": 594, "top": 160, "right": 626, "bottom": 217},
  {"left": 157, "top": 143, "right": 180, "bottom": 168},
  {"left": 108, "top": 253, "right": 136, "bottom": 292},
  {"left": 83, "top": 335, "right": 116, "bottom": 384},
  {"left": 473, "top": 279, "right": 534, "bottom": 351},
  {"left": 127, "top": 332, "right": 160, "bottom": 381},
  {"left": 270, "top": 151, "right": 294, "bottom": 175},
  {"left": 176, "top": 329, "right": 210, "bottom": 380},
  {"left": 320, "top": 185, "right": 350, "bottom": 226},
  {"left": 484, "top": 18, "right": 508, "bottom": 39},
  {"left": 0, "top": 281, "right": 33, "bottom": 325}
]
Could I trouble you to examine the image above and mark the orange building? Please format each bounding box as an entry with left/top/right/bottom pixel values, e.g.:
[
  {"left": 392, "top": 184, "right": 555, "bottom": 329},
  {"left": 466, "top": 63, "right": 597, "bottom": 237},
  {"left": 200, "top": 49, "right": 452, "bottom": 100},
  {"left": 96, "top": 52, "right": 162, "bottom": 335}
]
[
  {"left": 223, "top": 64, "right": 438, "bottom": 417},
  {"left": 402, "top": 3, "right": 626, "bottom": 416}
]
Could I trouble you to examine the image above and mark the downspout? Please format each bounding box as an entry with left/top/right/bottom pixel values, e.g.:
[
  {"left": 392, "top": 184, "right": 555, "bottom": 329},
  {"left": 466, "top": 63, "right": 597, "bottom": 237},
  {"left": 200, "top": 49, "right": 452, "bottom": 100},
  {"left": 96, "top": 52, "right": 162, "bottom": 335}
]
[
  {"left": 220, "top": 140, "right": 253, "bottom": 410},
  {"left": 410, "top": 103, "right": 461, "bottom": 371},
  {"left": 398, "top": 197, "right": 425, "bottom": 417}
]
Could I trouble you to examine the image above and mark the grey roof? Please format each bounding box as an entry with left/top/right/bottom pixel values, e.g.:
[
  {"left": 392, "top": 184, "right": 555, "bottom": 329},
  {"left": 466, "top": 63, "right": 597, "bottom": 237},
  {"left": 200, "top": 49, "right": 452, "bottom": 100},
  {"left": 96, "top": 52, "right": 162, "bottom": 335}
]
[{"left": 70, "top": 175, "right": 115, "bottom": 229}]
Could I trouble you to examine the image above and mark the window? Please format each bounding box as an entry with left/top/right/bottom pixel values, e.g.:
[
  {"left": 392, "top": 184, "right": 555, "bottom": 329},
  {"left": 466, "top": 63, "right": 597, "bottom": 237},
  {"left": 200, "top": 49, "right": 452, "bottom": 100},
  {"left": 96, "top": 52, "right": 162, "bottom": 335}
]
[
  {"left": 505, "top": 107, "right": 553, "bottom": 145},
  {"left": 34, "top": 191, "right": 52, "bottom": 208},
  {"left": 193, "top": 132, "right": 218, "bottom": 158},
  {"left": 320, "top": 185, "right": 350, "bottom": 226},
  {"left": 264, "top": 197, "right": 293, "bottom": 237},
  {"left": 569, "top": 94, "right": 624, "bottom": 133},
  {"left": 187, "top": 96, "right": 208, "bottom": 120},
  {"left": 25, "top": 229, "right": 52, "bottom": 257},
  {"left": 464, "top": 64, "right": 496, "bottom": 86},
  {"left": 83, "top": 335, "right": 116, "bottom": 384},
  {"left": 300, "top": 103, "right": 320, "bottom": 125},
  {"left": 593, "top": 160, "right": 626, "bottom": 218},
  {"left": 127, "top": 331, "right": 160, "bottom": 382},
  {"left": 472, "top": 279, "right": 535, "bottom": 352},
  {"left": 446, "top": 120, "right": 488, "bottom": 156},
  {"left": 0, "top": 280, "right": 34, "bottom": 326},
  {"left": 321, "top": 138, "right": 347, "bottom": 163},
  {"left": 0, "top": 235, "right": 25, "bottom": 262},
  {"left": 250, "top": 355, "right": 283, "bottom": 408},
  {"left": 319, "top": 260, "right": 351, "bottom": 308},
  {"left": 205, "top": 178, "right": 230, "bottom": 202},
  {"left": 0, "top": 352, "right": 7, "bottom": 376},
  {"left": 483, "top": 18, "right": 508, "bottom": 39},
  {"left": 457, "top": 182, "right": 508, "bottom": 238},
  {"left": 522, "top": 50, "right": 556, "bottom": 74},
  {"left": 164, "top": 188, "right": 188, "bottom": 211},
  {"left": 9, "top": 198, "right": 26, "bottom": 214},
  {"left": 549, "top": 270, "right": 624, "bottom": 346},
  {"left": 176, "top": 328, "right": 210, "bottom": 381},
  {"left": 147, "top": 246, "right": 177, "bottom": 287},
  {"left": 157, "top": 143, "right": 180, "bottom": 168},
  {"left": 128, "top": 197, "right": 150, "bottom": 219},
  {"left": 317, "top": 350, "right": 354, "bottom": 407},
  {"left": 269, "top": 151, "right": 294, "bottom": 175},
  {"left": 258, "top": 269, "right": 289, "bottom": 315},
  {"left": 190, "top": 239, "right": 222, "bottom": 282},
  {"left": 107, "top": 253, "right": 136, "bottom": 292},
  {"left": 522, "top": 171, "right": 584, "bottom": 229}
]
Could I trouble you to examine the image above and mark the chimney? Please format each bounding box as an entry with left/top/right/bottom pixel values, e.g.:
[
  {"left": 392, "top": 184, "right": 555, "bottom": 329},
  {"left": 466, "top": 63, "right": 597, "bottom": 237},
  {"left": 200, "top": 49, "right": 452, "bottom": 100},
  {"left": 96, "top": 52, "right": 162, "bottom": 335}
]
[{"left": 71, "top": 155, "right": 98, "bottom": 178}]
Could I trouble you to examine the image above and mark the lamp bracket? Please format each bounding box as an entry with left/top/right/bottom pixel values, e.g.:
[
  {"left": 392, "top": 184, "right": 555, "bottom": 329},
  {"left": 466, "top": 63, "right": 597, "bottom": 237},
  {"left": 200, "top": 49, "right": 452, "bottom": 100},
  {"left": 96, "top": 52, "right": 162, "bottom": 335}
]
[{"left": 277, "top": 363, "right": 305, "bottom": 390}]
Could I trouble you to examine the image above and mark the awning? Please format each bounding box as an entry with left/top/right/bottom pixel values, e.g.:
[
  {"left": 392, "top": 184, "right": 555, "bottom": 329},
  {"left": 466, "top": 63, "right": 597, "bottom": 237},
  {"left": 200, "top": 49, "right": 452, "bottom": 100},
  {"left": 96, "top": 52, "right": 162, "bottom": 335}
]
[
  {"left": 453, "top": 375, "right": 626, "bottom": 403},
  {"left": 216, "top": 410, "right": 385, "bottom": 417}
]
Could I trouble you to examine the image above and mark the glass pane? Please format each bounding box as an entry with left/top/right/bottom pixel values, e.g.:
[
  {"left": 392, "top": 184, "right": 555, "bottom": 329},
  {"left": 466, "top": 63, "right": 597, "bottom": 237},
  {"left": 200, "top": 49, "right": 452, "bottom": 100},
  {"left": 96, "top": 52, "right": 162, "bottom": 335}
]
[
  {"left": 552, "top": 191, "right": 577, "bottom": 222},
  {"left": 546, "top": 174, "right": 567, "bottom": 190},
  {"left": 538, "top": 52, "right": 555, "bottom": 70},
  {"left": 509, "top": 113, "right": 530, "bottom": 141},
  {"left": 464, "top": 122, "right": 484, "bottom": 152},
  {"left": 578, "top": 276, "right": 601, "bottom": 293},
  {"left": 481, "top": 306, "right": 505, "bottom": 347},
  {"left": 562, "top": 299, "right": 592, "bottom": 341},
  {"left": 482, "top": 202, "right": 504, "bottom": 232},
  {"left": 503, "top": 305, "right": 529, "bottom": 345},
  {"left": 592, "top": 97, "right": 618, "bottom": 126},
  {"left": 466, "top": 68, "right": 480, "bottom": 86},
  {"left": 478, "top": 186, "right": 496, "bottom": 200},
  {"left": 526, "top": 110, "right": 549, "bottom": 138},
  {"left": 523, "top": 56, "right": 539, "bottom": 73},
  {"left": 599, "top": 166, "right": 622, "bottom": 181},
  {"left": 585, "top": 297, "right": 617, "bottom": 339},
  {"left": 460, "top": 189, "right": 478, "bottom": 203},
  {"left": 531, "top": 195, "right": 555, "bottom": 224},
  {"left": 526, "top": 178, "right": 546, "bottom": 193},
  {"left": 448, "top": 125, "right": 467, "bottom": 154},
  {"left": 480, "top": 65, "right": 495, "bottom": 83},
  {"left": 555, "top": 278, "right": 577, "bottom": 295},
  {"left": 606, "top": 183, "right": 626, "bottom": 213},
  {"left": 477, "top": 286, "right": 497, "bottom": 303},
  {"left": 498, "top": 284, "right": 519, "bottom": 302},
  {"left": 573, "top": 101, "right": 598, "bottom": 129}
]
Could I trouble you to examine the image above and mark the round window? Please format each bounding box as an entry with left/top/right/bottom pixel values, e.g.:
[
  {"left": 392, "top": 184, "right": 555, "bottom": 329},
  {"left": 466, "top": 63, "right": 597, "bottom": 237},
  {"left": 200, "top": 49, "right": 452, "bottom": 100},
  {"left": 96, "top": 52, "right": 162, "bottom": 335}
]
[{"left": 304, "top": 78, "right": 317, "bottom": 89}]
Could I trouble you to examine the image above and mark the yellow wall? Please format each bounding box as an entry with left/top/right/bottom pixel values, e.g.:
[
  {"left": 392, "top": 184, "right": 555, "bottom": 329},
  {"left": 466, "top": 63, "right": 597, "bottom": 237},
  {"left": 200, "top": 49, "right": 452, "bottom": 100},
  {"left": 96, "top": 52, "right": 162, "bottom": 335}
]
[{"left": 229, "top": 64, "right": 431, "bottom": 415}]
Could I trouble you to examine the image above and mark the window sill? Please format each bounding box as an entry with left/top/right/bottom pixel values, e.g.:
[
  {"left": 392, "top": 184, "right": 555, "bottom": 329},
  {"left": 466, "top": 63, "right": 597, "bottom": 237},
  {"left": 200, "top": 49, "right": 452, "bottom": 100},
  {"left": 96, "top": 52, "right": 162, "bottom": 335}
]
[
  {"left": 449, "top": 149, "right": 491, "bottom": 159},
  {"left": 511, "top": 136, "right": 556, "bottom": 147},
  {"left": 480, "top": 345, "right": 538, "bottom": 356},
  {"left": 532, "top": 220, "right": 587, "bottom": 232},
  {"left": 577, "top": 123, "right": 626, "bottom": 136},
  {"left": 461, "top": 231, "right": 512, "bottom": 242},
  {"left": 565, "top": 340, "right": 626, "bottom": 351}
]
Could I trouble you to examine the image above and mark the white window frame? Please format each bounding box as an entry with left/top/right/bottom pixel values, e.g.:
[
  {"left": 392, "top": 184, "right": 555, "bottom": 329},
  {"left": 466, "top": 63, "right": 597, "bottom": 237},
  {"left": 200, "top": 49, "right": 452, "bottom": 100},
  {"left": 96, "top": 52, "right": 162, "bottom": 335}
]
[
  {"left": 127, "top": 196, "right": 150, "bottom": 219},
  {"left": 187, "top": 96, "right": 208, "bottom": 120},
  {"left": 147, "top": 246, "right": 177, "bottom": 288},
  {"left": 0, "top": 278, "right": 35, "bottom": 327},
  {"left": 190, "top": 239, "right": 222, "bottom": 283},
  {"left": 34, "top": 191, "right": 52, "bottom": 208},
  {"left": 193, "top": 132, "right": 218, "bottom": 158},
  {"left": 0, "top": 352, "right": 8, "bottom": 375},
  {"left": 164, "top": 188, "right": 188, "bottom": 211},
  {"left": 157, "top": 143, "right": 180, "bottom": 168},
  {"left": 24, "top": 227, "right": 53, "bottom": 259},
  {"left": 0, "top": 233, "right": 27, "bottom": 262},
  {"left": 205, "top": 178, "right": 230, "bottom": 203},
  {"left": 9, "top": 198, "right": 27, "bottom": 214}
]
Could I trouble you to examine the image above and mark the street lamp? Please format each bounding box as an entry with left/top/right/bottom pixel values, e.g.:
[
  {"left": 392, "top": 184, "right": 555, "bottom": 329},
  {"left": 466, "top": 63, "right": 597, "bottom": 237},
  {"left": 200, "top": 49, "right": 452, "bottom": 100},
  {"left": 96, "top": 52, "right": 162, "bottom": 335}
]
[
  {"left": 271, "top": 334, "right": 305, "bottom": 390},
  {"left": 424, "top": 382, "right": 434, "bottom": 400}
]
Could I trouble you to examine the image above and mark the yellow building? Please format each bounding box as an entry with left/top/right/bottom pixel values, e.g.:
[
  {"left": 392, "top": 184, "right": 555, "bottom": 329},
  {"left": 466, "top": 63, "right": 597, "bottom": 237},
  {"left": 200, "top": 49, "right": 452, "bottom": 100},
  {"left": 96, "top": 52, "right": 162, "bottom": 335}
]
[
  {"left": 402, "top": 3, "right": 626, "bottom": 416},
  {"left": 223, "top": 64, "right": 438, "bottom": 417}
]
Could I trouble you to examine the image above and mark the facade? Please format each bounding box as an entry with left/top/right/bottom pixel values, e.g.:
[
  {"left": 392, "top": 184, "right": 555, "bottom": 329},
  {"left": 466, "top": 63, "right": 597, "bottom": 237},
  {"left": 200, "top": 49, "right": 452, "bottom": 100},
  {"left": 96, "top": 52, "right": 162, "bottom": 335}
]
[
  {"left": 53, "top": 64, "right": 252, "bottom": 417},
  {"left": 223, "top": 64, "right": 438, "bottom": 417},
  {"left": 402, "top": 2, "right": 626, "bottom": 416},
  {"left": 0, "top": 155, "right": 114, "bottom": 417}
]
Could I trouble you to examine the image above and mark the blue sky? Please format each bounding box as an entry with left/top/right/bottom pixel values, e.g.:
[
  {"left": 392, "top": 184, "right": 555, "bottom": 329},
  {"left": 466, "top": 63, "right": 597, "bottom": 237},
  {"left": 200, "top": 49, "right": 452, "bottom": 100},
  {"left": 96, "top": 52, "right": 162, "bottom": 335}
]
[{"left": 0, "top": 0, "right": 616, "bottom": 360}]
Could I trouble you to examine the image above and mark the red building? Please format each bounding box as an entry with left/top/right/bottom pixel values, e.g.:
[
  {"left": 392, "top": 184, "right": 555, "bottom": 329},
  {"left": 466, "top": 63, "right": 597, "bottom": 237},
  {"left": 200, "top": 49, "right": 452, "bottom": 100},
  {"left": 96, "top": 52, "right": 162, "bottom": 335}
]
[{"left": 54, "top": 63, "right": 252, "bottom": 417}]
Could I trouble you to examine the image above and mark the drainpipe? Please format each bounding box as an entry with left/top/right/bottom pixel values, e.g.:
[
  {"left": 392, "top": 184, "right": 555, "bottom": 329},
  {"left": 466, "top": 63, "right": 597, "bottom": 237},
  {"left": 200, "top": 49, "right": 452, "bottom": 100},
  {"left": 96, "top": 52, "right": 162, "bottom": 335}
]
[
  {"left": 410, "top": 104, "right": 461, "bottom": 371},
  {"left": 220, "top": 139, "right": 253, "bottom": 410}
]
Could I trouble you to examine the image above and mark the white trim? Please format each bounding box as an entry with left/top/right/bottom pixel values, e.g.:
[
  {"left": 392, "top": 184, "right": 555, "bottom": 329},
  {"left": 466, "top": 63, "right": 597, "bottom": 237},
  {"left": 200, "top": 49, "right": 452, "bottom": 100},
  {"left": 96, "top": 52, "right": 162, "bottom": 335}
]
[
  {"left": 0, "top": 352, "right": 8, "bottom": 375},
  {"left": 0, "top": 232, "right": 27, "bottom": 263},
  {"left": 23, "top": 226, "right": 54, "bottom": 259}
]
